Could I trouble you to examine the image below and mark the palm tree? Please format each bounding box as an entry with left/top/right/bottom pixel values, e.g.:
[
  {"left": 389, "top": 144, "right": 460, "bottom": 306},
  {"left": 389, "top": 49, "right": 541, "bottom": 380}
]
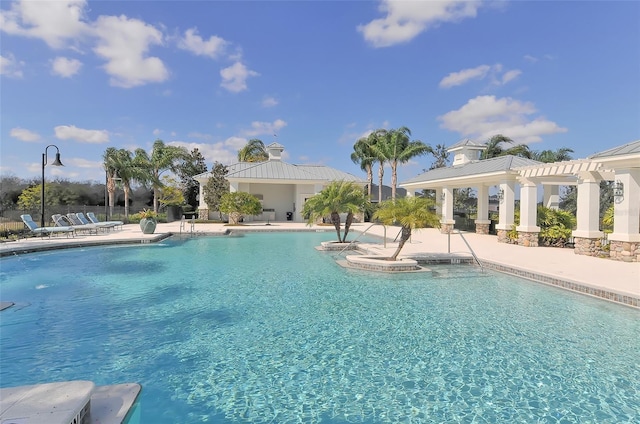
[
  {"left": 363, "top": 129, "right": 388, "bottom": 203},
  {"left": 373, "top": 196, "right": 440, "bottom": 260},
  {"left": 371, "top": 126, "right": 432, "bottom": 199},
  {"left": 103, "top": 147, "right": 119, "bottom": 218},
  {"left": 351, "top": 136, "right": 376, "bottom": 198},
  {"left": 302, "top": 180, "right": 369, "bottom": 242},
  {"left": 134, "top": 140, "right": 189, "bottom": 213},
  {"left": 111, "top": 148, "right": 137, "bottom": 220},
  {"left": 237, "top": 139, "right": 268, "bottom": 162},
  {"left": 532, "top": 147, "right": 574, "bottom": 163},
  {"left": 480, "top": 134, "right": 514, "bottom": 159}
]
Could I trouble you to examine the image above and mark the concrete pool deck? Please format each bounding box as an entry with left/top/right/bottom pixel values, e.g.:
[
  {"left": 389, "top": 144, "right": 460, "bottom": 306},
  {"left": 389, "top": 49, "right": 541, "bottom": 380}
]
[{"left": 0, "top": 221, "right": 638, "bottom": 308}]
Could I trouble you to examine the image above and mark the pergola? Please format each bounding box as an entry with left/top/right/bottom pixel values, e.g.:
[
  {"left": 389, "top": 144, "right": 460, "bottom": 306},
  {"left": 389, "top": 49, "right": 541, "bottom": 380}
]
[{"left": 400, "top": 139, "right": 640, "bottom": 261}]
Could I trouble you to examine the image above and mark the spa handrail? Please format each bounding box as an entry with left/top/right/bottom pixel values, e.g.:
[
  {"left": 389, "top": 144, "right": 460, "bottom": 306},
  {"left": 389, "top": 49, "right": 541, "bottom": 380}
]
[{"left": 334, "top": 223, "right": 387, "bottom": 258}]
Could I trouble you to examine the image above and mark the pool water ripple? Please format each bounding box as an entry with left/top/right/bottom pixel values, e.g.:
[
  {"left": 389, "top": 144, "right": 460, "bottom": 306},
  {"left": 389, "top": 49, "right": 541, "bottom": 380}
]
[{"left": 0, "top": 233, "right": 638, "bottom": 423}]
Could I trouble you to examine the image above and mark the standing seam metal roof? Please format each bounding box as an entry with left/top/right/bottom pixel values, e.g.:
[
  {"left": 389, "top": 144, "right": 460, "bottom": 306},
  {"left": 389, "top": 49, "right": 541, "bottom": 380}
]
[
  {"left": 588, "top": 140, "right": 640, "bottom": 159},
  {"left": 400, "top": 155, "right": 542, "bottom": 185},
  {"left": 193, "top": 160, "right": 363, "bottom": 182}
]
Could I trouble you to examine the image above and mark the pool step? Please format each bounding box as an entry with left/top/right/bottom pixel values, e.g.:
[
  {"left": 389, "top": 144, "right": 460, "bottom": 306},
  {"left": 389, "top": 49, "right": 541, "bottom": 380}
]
[{"left": 0, "top": 381, "right": 141, "bottom": 424}]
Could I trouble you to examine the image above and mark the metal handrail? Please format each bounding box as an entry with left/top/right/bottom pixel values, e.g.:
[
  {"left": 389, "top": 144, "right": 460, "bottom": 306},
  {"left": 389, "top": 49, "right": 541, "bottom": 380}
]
[
  {"left": 334, "top": 223, "right": 387, "bottom": 258},
  {"left": 453, "top": 229, "right": 483, "bottom": 271}
]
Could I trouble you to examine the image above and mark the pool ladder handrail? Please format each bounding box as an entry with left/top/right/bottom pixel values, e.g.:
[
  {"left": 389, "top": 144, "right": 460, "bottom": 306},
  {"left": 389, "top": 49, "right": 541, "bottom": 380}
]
[
  {"left": 452, "top": 229, "right": 484, "bottom": 271},
  {"left": 334, "top": 223, "right": 389, "bottom": 258},
  {"left": 179, "top": 215, "right": 195, "bottom": 234}
]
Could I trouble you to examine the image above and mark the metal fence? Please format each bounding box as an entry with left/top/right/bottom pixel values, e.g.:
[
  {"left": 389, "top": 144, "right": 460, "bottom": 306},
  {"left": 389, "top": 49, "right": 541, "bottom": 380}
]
[{"left": 0, "top": 205, "right": 128, "bottom": 235}]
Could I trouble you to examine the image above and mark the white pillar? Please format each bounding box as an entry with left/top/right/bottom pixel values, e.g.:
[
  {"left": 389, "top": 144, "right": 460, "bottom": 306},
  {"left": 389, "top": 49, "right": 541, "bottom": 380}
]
[
  {"left": 610, "top": 168, "right": 640, "bottom": 242},
  {"left": 476, "top": 185, "right": 489, "bottom": 222},
  {"left": 435, "top": 187, "right": 443, "bottom": 217},
  {"left": 495, "top": 180, "right": 516, "bottom": 231},
  {"left": 516, "top": 178, "right": 540, "bottom": 232},
  {"left": 544, "top": 185, "right": 560, "bottom": 210},
  {"left": 441, "top": 187, "right": 454, "bottom": 222},
  {"left": 440, "top": 187, "right": 455, "bottom": 232},
  {"left": 572, "top": 172, "right": 603, "bottom": 239},
  {"left": 197, "top": 182, "right": 205, "bottom": 207}
]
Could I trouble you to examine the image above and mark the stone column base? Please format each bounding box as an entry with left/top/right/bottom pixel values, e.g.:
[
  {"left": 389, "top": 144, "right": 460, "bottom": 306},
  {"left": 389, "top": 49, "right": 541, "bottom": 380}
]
[
  {"left": 497, "top": 229, "right": 516, "bottom": 244},
  {"left": 609, "top": 240, "right": 639, "bottom": 262},
  {"left": 197, "top": 208, "right": 209, "bottom": 220},
  {"left": 574, "top": 237, "right": 607, "bottom": 257},
  {"left": 517, "top": 231, "right": 539, "bottom": 247},
  {"left": 475, "top": 223, "right": 490, "bottom": 235},
  {"left": 440, "top": 223, "right": 454, "bottom": 234}
]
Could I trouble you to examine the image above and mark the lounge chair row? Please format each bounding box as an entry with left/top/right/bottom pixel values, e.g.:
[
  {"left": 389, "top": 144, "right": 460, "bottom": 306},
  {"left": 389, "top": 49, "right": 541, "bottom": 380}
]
[{"left": 20, "top": 213, "right": 124, "bottom": 238}]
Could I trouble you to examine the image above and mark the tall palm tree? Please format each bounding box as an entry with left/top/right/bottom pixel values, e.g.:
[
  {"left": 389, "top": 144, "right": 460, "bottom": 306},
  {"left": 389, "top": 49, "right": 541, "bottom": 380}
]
[
  {"left": 103, "top": 147, "right": 119, "bottom": 218},
  {"left": 373, "top": 196, "right": 440, "bottom": 260},
  {"left": 237, "top": 139, "right": 268, "bottom": 162},
  {"left": 365, "top": 129, "right": 388, "bottom": 203},
  {"left": 371, "top": 126, "right": 432, "bottom": 199},
  {"left": 111, "top": 148, "right": 138, "bottom": 220},
  {"left": 134, "top": 140, "right": 189, "bottom": 213},
  {"left": 302, "top": 180, "right": 369, "bottom": 242},
  {"left": 351, "top": 136, "right": 376, "bottom": 198}
]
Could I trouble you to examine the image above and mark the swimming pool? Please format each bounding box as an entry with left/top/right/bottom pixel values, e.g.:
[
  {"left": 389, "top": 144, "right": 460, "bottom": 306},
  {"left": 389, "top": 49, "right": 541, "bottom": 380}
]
[{"left": 1, "top": 232, "right": 638, "bottom": 423}]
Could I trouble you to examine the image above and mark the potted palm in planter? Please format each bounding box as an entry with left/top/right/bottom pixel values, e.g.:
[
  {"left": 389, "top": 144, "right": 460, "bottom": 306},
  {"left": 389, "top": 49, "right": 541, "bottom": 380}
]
[{"left": 139, "top": 209, "right": 158, "bottom": 234}]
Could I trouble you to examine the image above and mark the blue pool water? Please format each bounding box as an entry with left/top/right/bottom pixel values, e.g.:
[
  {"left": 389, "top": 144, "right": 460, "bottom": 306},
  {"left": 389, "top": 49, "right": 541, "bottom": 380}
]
[{"left": 0, "top": 232, "right": 638, "bottom": 423}]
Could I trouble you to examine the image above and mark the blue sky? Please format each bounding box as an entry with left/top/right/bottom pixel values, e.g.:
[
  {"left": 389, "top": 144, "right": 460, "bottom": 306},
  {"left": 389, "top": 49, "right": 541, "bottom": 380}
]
[{"left": 2, "top": 0, "right": 639, "bottom": 185}]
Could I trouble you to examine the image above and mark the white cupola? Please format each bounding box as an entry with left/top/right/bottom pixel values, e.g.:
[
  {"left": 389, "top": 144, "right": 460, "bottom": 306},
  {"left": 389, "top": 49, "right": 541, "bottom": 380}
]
[
  {"left": 447, "top": 139, "right": 487, "bottom": 166},
  {"left": 266, "top": 142, "right": 285, "bottom": 161}
]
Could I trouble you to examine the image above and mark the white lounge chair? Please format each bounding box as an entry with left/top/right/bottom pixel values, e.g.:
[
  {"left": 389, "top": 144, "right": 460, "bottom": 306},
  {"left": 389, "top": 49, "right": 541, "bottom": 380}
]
[
  {"left": 20, "top": 214, "right": 75, "bottom": 238},
  {"left": 52, "top": 214, "right": 98, "bottom": 235},
  {"left": 86, "top": 212, "right": 123, "bottom": 230},
  {"left": 76, "top": 212, "right": 118, "bottom": 231}
]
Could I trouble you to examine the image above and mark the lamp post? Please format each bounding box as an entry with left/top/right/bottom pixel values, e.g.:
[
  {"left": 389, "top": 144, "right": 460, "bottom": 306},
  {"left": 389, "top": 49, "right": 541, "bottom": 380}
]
[{"left": 41, "top": 145, "right": 64, "bottom": 228}]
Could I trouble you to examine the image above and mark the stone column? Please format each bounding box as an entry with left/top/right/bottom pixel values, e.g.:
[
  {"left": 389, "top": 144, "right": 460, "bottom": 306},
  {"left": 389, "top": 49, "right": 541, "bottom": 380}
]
[
  {"left": 572, "top": 172, "right": 604, "bottom": 257},
  {"left": 495, "top": 180, "right": 516, "bottom": 243},
  {"left": 544, "top": 185, "right": 560, "bottom": 210},
  {"left": 516, "top": 178, "right": 540, "bottom": 247},
  {"left": 475, "top": 185, "right": 490, "bottom": 234},
  {"left": 609, "top": 168, "right": 640, "bottom": 262},
  {"left": 440, "top": 187, "right": 455, "bottom": 233}
]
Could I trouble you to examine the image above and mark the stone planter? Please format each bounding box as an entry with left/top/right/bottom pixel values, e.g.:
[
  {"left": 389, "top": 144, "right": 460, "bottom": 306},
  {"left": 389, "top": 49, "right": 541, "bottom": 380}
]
[
  {"left": 345, "top": 255, "right": 422, "bottom": 272},
  {"left": 140, "top": 218, "right": 157, "bottom": 234}
]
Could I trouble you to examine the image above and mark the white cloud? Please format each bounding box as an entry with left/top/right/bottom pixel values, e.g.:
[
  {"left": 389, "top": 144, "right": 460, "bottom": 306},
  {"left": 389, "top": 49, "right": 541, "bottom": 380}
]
[
  {"left": 54, "top": 125, "right": 109, "bottom": 143},
  {"left": 358, "top": 0, "right": 484, "bottom": 48},
  {"left": 501, "top": 69, "right": 521, "bottom": 84},
  {"left": 440, "top": 63, "right": 521, "bottom": 88},
  {"left": 0, "top": 0, "right": 89, "bottom": 48},
  {"left": 0, "top": 53, "right": 24, "bottom": 78},
  {"left": 439, "top": 65, "right": 491, "bottom": 88},
  {"left": 168, "top": 139, "right": 239, "bottom": 165},
  {"left": 524, "top": 54, "right": 538, "bottom": 63},
  {"left": 262, "top": 96, "right": 278, "bottom": 108},
  {"left": 51, "top": 56, "right": 82, "bottom": 77},
  {"left": 153, "top": 128, "right": 162, "bottom": 136},
  {"left": 220, "top": 61, "right": 259, "bottom": 93},
  {"left": 178, "top": 28, "right": 227, "bottom": 59},
  {"left": 10, "top": 127, "right": 40, "bottom": 142},
  {"left": 65, "top": 157, "right": 102, "bottom": 169},
  {"left": 438, "top": 95, "right": 567, "bottom": 144},
  {"left": 92, "top": 15, "right": 169, "bottom": 88},
  {"left": 240, "top": 119, "right": 287, "bottom": 137}
]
